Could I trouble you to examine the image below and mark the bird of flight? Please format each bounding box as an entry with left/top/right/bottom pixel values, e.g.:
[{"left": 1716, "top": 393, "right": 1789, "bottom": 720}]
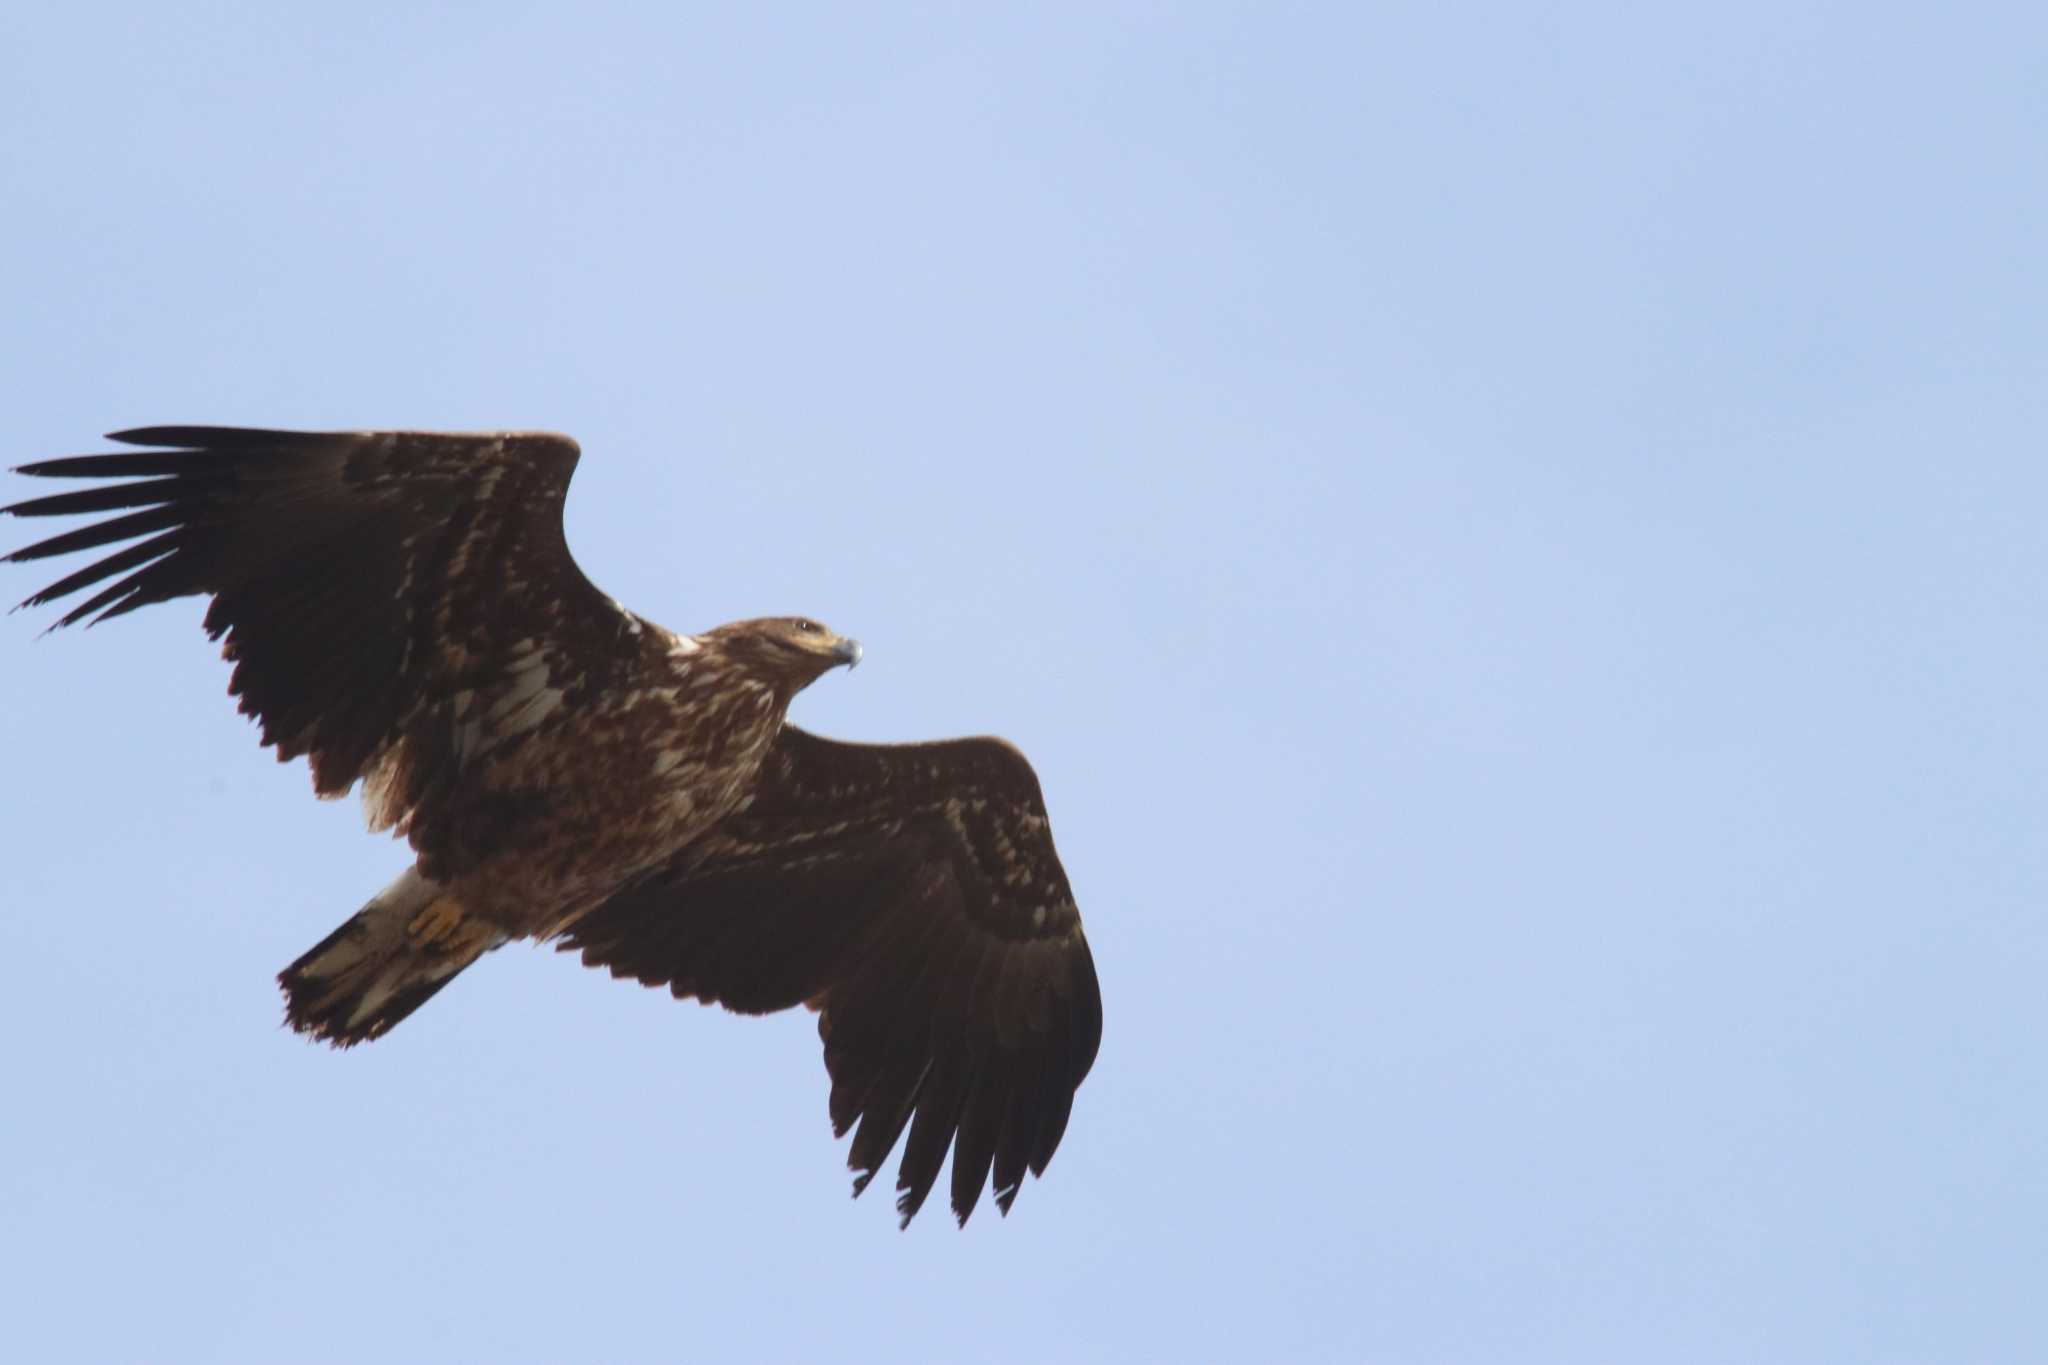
[{"left": 3, "top": 426, "right": 1100, "bottom": 1227}]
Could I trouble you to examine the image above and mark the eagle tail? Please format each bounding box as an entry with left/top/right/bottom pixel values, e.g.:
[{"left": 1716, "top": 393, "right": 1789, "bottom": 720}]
[{"left": 279, "top": 867, "right": 504, "bottom": 1046}]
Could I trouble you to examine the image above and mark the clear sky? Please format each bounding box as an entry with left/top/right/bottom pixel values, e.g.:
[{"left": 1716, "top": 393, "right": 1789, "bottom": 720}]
[{"left": 2, "top": 4, "right": 2043, "bottom": 1361}]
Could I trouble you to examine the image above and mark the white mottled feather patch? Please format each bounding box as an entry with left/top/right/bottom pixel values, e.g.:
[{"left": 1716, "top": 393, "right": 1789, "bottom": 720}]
[{"left": 485, "top": 644, "right": 565, "bottom": 734}]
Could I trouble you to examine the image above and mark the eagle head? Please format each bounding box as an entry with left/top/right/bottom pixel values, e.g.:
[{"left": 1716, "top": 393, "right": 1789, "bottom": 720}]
[{"left": 705, "top": 616, "right": 862, "bottom": 693}]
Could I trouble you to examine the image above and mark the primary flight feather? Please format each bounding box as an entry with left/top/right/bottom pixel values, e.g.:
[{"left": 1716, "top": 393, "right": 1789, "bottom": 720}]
[{"left": 4, "top": 426, "right": 1100, "bottom": 1227}]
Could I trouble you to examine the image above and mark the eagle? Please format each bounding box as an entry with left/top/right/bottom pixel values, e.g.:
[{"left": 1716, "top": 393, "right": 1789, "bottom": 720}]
[{"left": 3, "top": 426, "right": 1100, "bottom": 1227}]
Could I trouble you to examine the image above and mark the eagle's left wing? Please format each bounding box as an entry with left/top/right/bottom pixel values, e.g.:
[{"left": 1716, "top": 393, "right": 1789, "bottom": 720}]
[
  {"left": 4, "top": 426, "right": 630, "bottom": 875},
  {"left": 562, "top": 725, "right": 1102, "bottom": 1227}
]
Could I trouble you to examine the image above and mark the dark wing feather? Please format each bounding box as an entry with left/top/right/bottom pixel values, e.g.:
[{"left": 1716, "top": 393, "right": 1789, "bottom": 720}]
[
  {"left": 4, "top": 426, "right": 630, "bottom": 870},
  {"left": 561, "top": 725, "right": 1101, "bottom": 1227}
]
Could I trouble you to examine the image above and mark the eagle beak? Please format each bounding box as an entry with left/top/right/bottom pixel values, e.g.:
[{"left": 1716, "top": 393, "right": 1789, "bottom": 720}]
[{"left": 834, "top": 637, "right": 863, "bottom": 670}]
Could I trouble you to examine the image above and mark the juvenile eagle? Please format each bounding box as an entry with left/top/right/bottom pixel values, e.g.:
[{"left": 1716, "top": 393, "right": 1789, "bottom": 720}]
[{"left": 3, "top": 426, "right": 1100, "bottom": 1227}]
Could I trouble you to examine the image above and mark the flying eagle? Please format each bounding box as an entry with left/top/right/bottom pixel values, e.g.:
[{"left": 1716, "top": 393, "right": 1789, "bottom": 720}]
[{"left": 3, "top": 426, "right": 1100, "bottom": 1227}]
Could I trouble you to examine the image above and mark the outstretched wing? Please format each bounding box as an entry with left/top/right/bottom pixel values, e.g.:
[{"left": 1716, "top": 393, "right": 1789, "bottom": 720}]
[
  {"left": 3, "top": 426, "right": 633, "bottom": 868},
  {"left": 562, "top": 726, "right": 1101, "bottom": 1227}
]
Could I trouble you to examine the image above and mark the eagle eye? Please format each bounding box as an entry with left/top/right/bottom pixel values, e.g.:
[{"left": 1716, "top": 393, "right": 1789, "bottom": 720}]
[{"left": 793, "top": 618, "right": 821, "bottom": 635}]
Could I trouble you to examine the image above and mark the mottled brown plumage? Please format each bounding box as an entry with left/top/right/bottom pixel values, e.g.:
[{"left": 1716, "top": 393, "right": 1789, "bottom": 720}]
[{"left": 4, "top": 426, "right": 1100, "bottom": 1226}]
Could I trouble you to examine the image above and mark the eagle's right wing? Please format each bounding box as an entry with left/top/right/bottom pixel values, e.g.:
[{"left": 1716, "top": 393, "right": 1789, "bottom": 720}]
[
  {"left": 4, "top": 426, "right": 634, "bottom": 870},
  {"left": 562, "top": 725, "right": 1102, "bottom": 1228}
]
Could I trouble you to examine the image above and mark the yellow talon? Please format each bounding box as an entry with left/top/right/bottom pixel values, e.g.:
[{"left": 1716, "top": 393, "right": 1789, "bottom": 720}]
[{"left": 406, "top": 896, "right": 467, "bottom": 946}]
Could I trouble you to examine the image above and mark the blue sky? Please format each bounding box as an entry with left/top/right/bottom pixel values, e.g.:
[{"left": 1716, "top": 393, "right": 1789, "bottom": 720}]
[{"left": 3, "top": 3, "right": 2044, "bottom": 1361}]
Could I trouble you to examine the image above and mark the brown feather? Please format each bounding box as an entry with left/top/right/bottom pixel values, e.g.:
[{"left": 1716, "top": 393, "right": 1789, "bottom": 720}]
[
  {"left": 561, "top": 726, "right": 1101, "bottom": 1225},
  {"left": 5, "top": 426, "right": 622, "bottom": 868},
  {"left": 9, "top": 424, "right": 1102, "bottom": 1229}
]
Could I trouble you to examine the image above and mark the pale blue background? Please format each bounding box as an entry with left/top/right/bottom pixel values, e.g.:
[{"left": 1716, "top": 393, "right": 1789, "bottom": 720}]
[{"left": 3, "top": 4, "right": 2044, "bottom": 1361}]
